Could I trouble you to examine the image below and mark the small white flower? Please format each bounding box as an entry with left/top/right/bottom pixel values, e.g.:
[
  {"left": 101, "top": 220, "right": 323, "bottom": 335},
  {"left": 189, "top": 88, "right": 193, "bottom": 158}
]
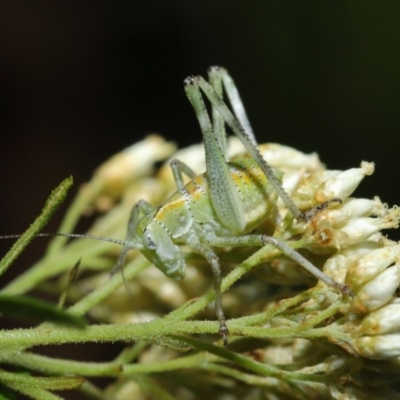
[
  {"left": 352, "top": 334, "right": 400, "bottom": 360},
  {"left": 258, "top": 143, "right": 323, "bottom": 172},
  {"left": 306, "top": 205, "right": 400, "bottom": 252},
  {"left": 314, "top": 161, "right": 374, "bottom": 203},
  {"left": 293, "top": 170, "right": 342, "bottom": 207},
  {"left": 338, "top": 209, "right": 400, "bottom": 247},
  {"left": 331, "top": 197, "right": 386, "bottom": 225},
  {"left": 361, "top": 303, "right": 400, "bottom": 335},
  {"left": 351, "top": 264, "right": 400, "bottom": 313},
  {"left": 322, "top": 241, "right": 382, "bottom": 284},
  {"left": 345, "top": 244, "right": 400, "bottom": 290},
  {"left": 307, "top": 197, "right": 385, "bottom": 229}
]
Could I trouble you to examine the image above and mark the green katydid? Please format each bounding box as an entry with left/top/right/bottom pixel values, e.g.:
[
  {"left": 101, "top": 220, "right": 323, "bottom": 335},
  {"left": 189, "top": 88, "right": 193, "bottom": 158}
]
[{"left": 2, "top": 67, "right": 350, "bottom": 345}]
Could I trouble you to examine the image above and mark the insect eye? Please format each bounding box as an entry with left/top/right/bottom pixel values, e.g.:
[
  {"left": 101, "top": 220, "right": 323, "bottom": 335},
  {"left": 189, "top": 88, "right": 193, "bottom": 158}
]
[{"left": 143, "top": 230, "right": 157, "bottom": 250}]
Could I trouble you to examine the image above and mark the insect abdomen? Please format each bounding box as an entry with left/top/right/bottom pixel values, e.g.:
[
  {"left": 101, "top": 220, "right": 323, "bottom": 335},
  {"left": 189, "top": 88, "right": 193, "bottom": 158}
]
[{"left": 227, "top": 158, "right": 278, "bottom": 232}]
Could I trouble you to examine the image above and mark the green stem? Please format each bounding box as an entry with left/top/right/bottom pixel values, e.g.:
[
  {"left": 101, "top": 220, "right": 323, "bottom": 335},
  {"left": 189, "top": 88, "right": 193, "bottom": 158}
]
[
  {"left": 78, "top": 381, "right": 105, "bottom": 400},
  {"left": 0, "top": 319, "right": 347, "bottom": 353},
  {"left": 122, "top": 353, "right": 205, "bottom": 375},
  {"left": 173, "top": 335, "right": 332, "bottom": 386},
  {"left": 1, "top": 382, "right": 64, "bottom": 400},
  {"left": 230, "top": 288, "right": 314, "bottom": 327},
  {"left": 0, "top": 351, "right": 122, "bottom": 377},
  {"left": 0, "top": 368, "right": 83, "bottom": 390},
  {"left": 114, "top": 341, "right": 148, "bottom": 364},
  {"left": 0, "top": 349, "right": 206, "bottom": 377},
  {"left": 200, "top": 362, "right": 282, "bottom": 387},
  {"left": 0, "top": 321, "right": 210, "bottom": 349},
  {"left": 134, "top": 375, "right": 176, "bottom": 400},
  {"left": 299, "top": 301, "right": 343, "bottom": 329}
]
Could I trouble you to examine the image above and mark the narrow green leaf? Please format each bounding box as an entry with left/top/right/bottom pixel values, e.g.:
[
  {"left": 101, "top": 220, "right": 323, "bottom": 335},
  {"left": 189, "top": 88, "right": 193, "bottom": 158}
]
[
  {"left": 0, "top": 369, "right": 83, "bottom": 400},
  {"left": 0, "top": 295, "right": 86, "bottom": 328},
  {"left": 0, "top": 177, "right": 73, "bottom": 278}
]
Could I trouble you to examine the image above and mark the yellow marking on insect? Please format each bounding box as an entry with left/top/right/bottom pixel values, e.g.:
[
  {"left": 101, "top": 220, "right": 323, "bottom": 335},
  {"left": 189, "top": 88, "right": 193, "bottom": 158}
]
[
  {"left": 185, "top": 175, "right": 208, "bottom": 200},
  {"left": 231, "top": 170, "right": 253, "bottom": 186},
  {"left": 154, "top": 196, "right": 192, "bottom": 238},
  {"left": 155, "top": 198, "right": 187, "bottom": 221}
]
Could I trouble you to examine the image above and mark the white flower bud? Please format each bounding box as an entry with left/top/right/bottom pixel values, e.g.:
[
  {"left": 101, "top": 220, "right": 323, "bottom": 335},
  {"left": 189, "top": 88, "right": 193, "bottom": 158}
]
[
  {"left": 94, "top": 135, "right": 176, "bottom": 197},
  {"left": 293, "top": 170, "right": 341, "bottom": 206},
  {"left": 361, "top": 303, "right": 400, "bottom": 335},
  {"left": 352, "top": 334, "right": 400, "bottom": 360},
  {"left": 323, "top": 252, "right": 357, "bottom": 284},
  {"left": 258, "top": 143, "right": 323, "bottom": 172},
  {"left": 346, "top": 245, "right": 400, "bottom": 290},
  {"left": 352, "top": 265, "right": 400, "bottom": 313},
  {"left": 309, "top": 198, "right": 381, "bottom": 230},
  {"left": 337, "top": 207, "right": 400, "bottom": 247},
  {"left": 314, "top": 161, "right": 374, "bottom": 203},
  {"left": 333, "top": 197, "right": 386, "bottom": 223},
  {"left": 305, "top": 211, "right": 393, "bottom": 254},
  {"left": 322, "top": 241, "right": 381, "bottom": 283}
]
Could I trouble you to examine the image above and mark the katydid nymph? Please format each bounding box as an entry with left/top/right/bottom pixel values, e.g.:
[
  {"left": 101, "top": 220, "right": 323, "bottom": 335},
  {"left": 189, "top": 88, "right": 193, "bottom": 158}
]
[{"left": 2, "top": 67, "right": 350, "bottom": 345}]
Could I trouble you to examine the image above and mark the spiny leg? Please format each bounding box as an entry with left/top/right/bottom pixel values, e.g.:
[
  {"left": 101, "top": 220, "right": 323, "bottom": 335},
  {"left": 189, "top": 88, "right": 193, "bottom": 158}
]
[
  {"left": 205, "top": 234, "right": 351, "bottom": 295},
  {"left": 170, "top": 159, "right": 197, "bottom": 190},
  {"left": 184, "top": 76, "right": 245, "bottom": 233},
  {"left": 261, "top": 236, "right": 351, "bottom": 295},
  {"left": 188, "top": 230, "right": 352, "bottom": 344},
  {"left": 184, "top": 74, "right": 304, "bottom": 222},
  {"left": 207, "top": 67, "right": 228, "bottom": 157},
  {"left": 185, "top": 73, "right": 338, "bottom": 223},
  {"left": 208, "top": 66, "right": 256, "bottom": 145},
  {"left": 187, "top": 236, "right": 228, "bottom": 345}
]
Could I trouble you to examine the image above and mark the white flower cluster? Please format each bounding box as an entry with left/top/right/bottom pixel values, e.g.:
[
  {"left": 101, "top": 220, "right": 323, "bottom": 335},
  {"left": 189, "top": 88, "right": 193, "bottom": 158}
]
[
  {"left": 269, "top": 144, "right": 400, "bottom": 362},
  {"left": 82, "top": 136, "right": 400, "bottom": 398}
]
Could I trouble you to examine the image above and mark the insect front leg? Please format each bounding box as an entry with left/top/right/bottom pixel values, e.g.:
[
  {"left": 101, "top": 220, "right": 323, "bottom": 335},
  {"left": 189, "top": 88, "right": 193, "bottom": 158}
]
[
  {"left": 112, "top": 199, "right": 153, "bottom": 274},
  {"left": 170, "top": 159, "right": 197, "bottom": 190}
]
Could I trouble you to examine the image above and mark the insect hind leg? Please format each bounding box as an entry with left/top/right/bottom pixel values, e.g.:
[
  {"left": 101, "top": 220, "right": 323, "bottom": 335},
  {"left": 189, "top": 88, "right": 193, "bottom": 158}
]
[
  {"left": 206, "top": 234, "right": 351, "bottom": 296},
  {"left": 208, "top": 66, "right": 256, "bottom": 145},
  {"left": 184, "top": 73, "right": 305, "bottom": 223}
]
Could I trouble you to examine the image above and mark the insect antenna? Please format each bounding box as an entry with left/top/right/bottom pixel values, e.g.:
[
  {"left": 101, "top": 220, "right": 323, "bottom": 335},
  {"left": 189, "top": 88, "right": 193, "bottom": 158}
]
[
  {"left": 0, "top": 232, "right": 136, "bottom": 290},
  {"left": 0, "top": 232, "right": 130, "bottom": 247}
]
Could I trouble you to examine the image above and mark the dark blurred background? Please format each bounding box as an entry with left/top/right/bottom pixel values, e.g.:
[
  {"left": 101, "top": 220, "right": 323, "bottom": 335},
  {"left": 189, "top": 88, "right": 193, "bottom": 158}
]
[{"left": 1, "top": 0, "right": 400, "bottom": 275}]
